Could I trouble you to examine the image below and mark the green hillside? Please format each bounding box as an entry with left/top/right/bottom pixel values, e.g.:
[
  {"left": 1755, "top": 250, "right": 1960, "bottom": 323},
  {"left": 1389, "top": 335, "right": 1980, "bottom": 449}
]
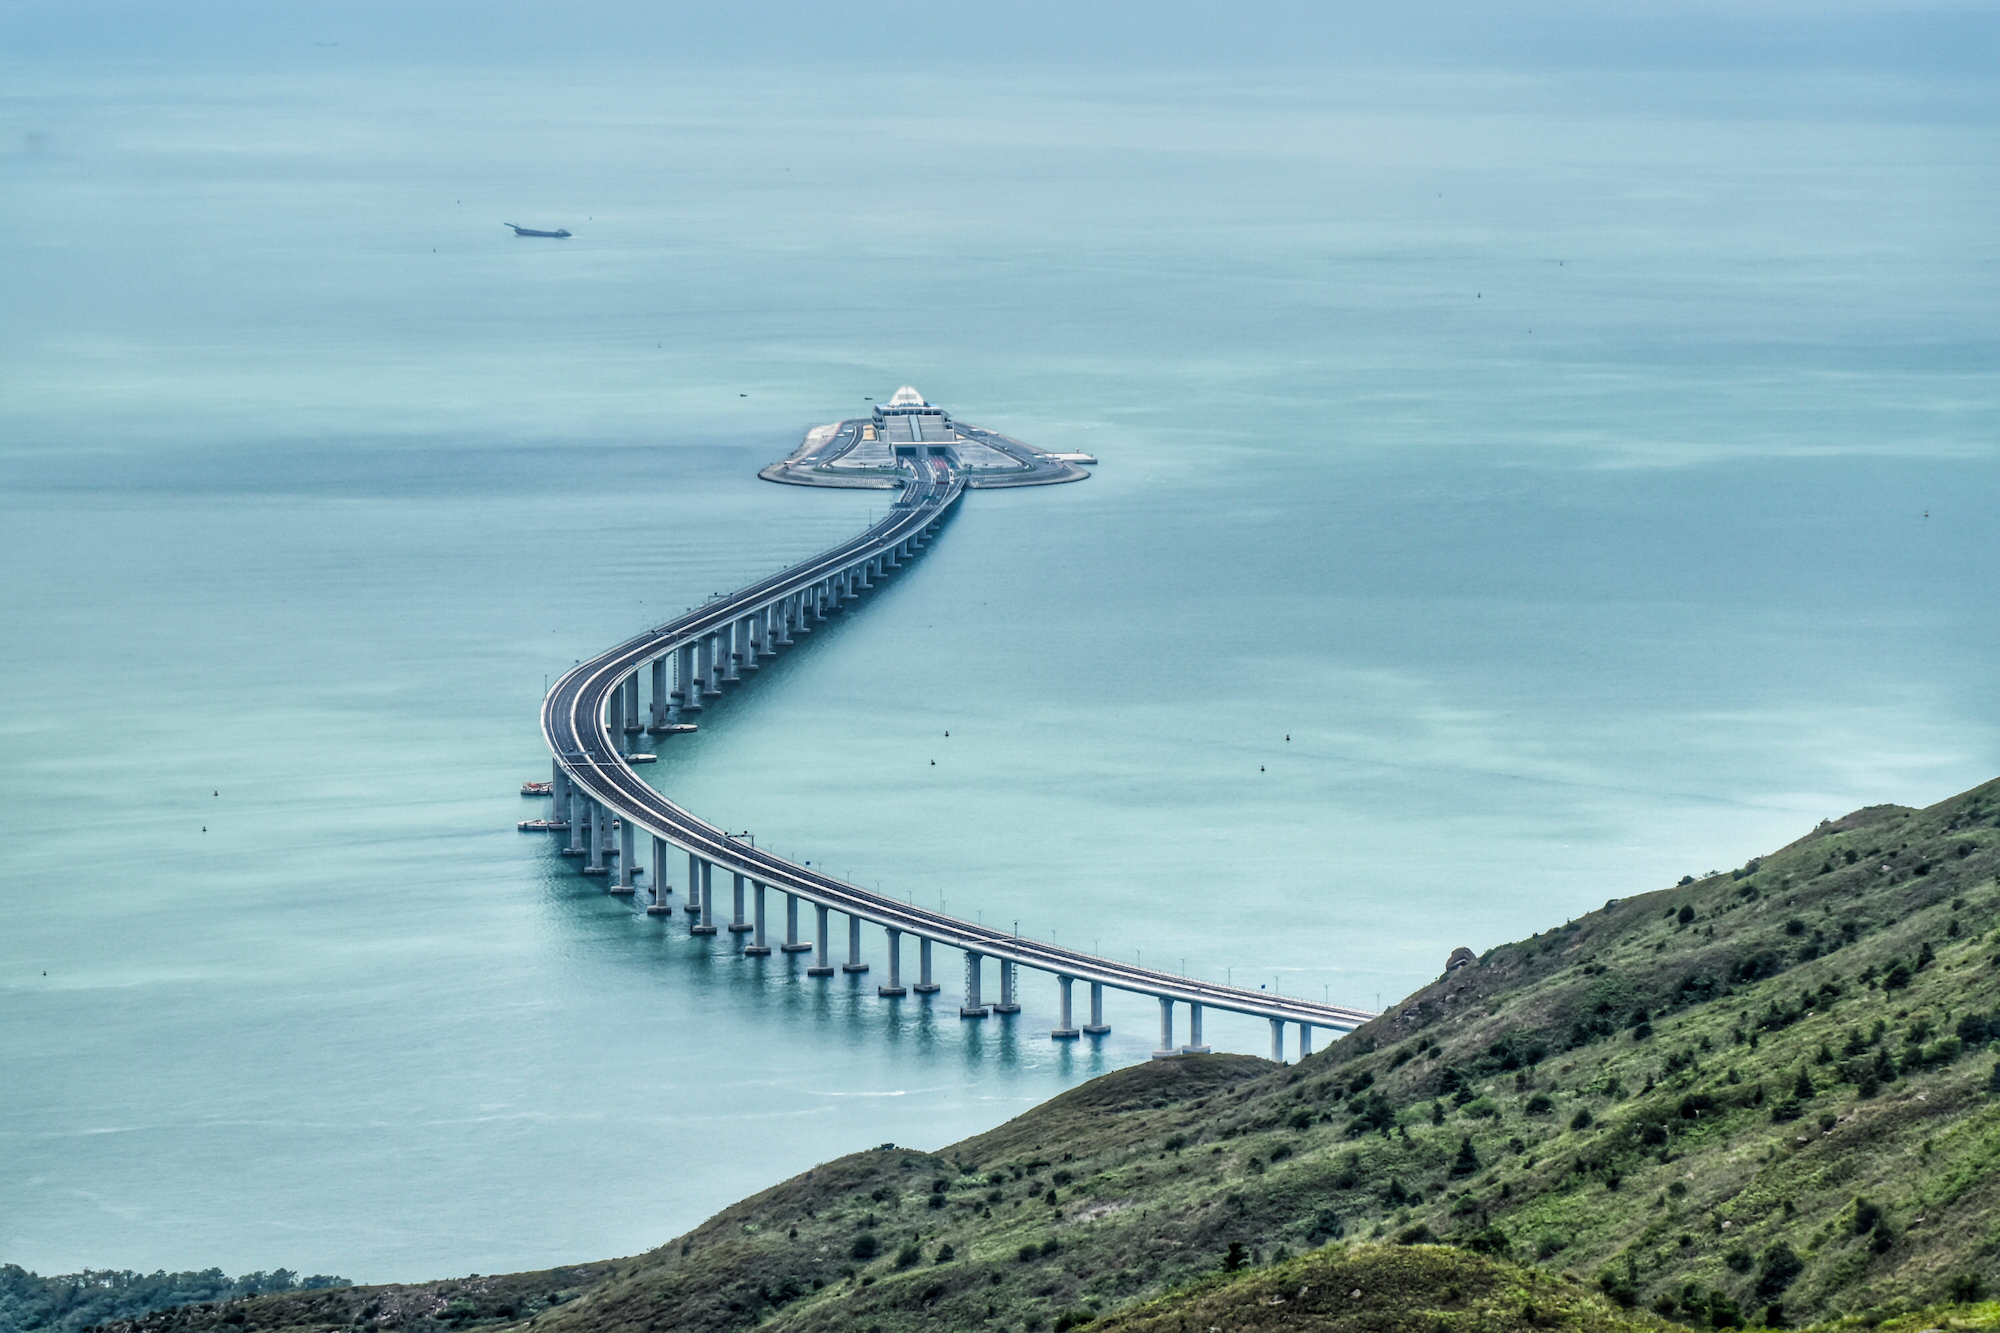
[{"left": 88, "top": 779, "right": 2000, "bottom": 1333}]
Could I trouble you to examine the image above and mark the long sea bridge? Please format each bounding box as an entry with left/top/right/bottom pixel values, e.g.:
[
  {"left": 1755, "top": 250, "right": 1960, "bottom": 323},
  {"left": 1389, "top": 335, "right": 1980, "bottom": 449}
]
[{"left": 532, "top": 394, "right": 1375, "bottom": 1060}]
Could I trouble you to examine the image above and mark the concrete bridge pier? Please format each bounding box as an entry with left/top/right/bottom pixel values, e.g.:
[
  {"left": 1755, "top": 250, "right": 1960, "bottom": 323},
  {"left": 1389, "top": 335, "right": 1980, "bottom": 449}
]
[
  {"left": 1268, "top": 1018, "right": 1286, "bottom": 1063},
  {"left": 622, "top": 674, "right": 643, "bottom": 733},
  {"left": 842, "top": 915, "right": 869, "bottom": 973},
  {"left": 1184, "top": 1002, "right": 1210, "bottom": 1054},
  {"left": 728, "top": 873, "right": 751, "bottom": 932},
  {"left": 960, "top": 951, "right": 989, "bottom": 1017},
  {"left": 745, "top": 882, "right": 770, "bottom": 954},
  {"left": 1152, "top": 998, "right": 1178, "bottom": 1059},
  {"left": 685, "top": 852, "right": 702, "bottom": 913},
  {"left": 646, "top": 836, "right": 671, "bottom": 914},
  {"left": 826, "top": 577, "right": 843, "bottom": 611},
  {"left": 676, "top": 643, "right": 700, "bottom": 711},
  {"left": 722, "top": 624, "right": 743, "bottom": 683},
  {"left": 757, "top": 607, "right": 778, "bottom": 658},
  {"left": 878, "top": 928, "right": 906, "bottom": 996},
  {"left": 1083, "top": 981, "right": 1110, "bottom": 1034},
  {"left": 994, "top": 960, "right": 1020, "bottom": 1014},
  {"left": 583, "top": 801, "right": 607, "bottom": 876},
  {"left": 1298, "top": 1024, "right": 1313, "bottom": 1057},
  {"left": 551, "top": 761, "right": 570, "bottom": 822},
  {"left": 703, "top": 633, "right": 725, "bottom": 696},
  {"left": 914, "top": 938, "right": 940, "bottom": 993},
  {"left": 737, "top": 615, "right": 758, "bottom": 671},
  {"left": 648, "top": 659, "right": 669, "bottom": 731},
  {"left": 857, "top": 561, "right": 873, "bottom": 590},
  {"left": 781, "top": 894, "right": 812, "bottom": 952},
  {"left": 1052, "top": 976, "right": 1080, "bottom": 1039},
  {"left": 562, "top": 787, "right": 586, "bottom": 856},
  {"left": 774, "top": 598, "right": 795, "bottom": 646},
  {"left": 807, "top": 905, "right": 834, "bottom": 976},
  {"left": 613, "top": 818, "right": 637, "bottom": 894},
  {"left": 692, "top": 861, "right": 717, "bottom": 935}
]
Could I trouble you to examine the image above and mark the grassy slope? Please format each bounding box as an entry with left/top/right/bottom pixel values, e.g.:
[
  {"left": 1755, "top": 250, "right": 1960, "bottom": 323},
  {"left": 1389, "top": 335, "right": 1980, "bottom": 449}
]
[{"left": 96, "top": 780, "right": 2000, "bottom": 1333}]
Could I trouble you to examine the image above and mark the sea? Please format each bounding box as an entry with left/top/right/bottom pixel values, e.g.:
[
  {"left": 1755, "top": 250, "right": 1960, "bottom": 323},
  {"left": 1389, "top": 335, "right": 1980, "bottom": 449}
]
[{"left": 3, "top": 12, "right": 1997, "bottom": 1284}]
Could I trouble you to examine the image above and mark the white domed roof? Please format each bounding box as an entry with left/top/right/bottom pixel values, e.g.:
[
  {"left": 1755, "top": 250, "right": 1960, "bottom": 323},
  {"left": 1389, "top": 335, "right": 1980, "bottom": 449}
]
[{"left": 887, "top": 385, "right": 927, "bottom": 407}]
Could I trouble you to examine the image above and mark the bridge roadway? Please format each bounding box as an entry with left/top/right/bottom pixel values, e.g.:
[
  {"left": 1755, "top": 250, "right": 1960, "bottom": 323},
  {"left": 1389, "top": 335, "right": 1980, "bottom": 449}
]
[{"left": 541, "top": 459, "right": 1376, "bottom": 1059}]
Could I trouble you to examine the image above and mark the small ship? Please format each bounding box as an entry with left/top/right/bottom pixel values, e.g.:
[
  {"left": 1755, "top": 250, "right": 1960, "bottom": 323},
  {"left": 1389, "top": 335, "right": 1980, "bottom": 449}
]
[{"left": 505, "top": 223, "right": 571, "bottom": 238}]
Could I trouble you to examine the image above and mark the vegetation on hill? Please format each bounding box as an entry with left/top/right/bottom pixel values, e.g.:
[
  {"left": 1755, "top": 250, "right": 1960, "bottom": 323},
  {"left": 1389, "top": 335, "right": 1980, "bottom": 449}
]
[
  {"left": 79, "top": 779, "right": 2000, "bottom": 1333},
  {"left": 0, "top": 1267, "right": 348, "bottom": 1333}
]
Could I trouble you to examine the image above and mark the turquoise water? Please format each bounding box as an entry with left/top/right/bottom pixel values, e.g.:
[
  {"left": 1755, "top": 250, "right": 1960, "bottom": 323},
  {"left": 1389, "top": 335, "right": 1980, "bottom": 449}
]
[{"left": 3, "top": 53, "right": 1996, "bottom": 1281}]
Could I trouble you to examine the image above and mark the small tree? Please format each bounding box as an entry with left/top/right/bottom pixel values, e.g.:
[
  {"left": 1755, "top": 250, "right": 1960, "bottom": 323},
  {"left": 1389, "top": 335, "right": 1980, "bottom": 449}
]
[
  {"left": 1450, "top": 1135, "right": 1480, "bottom": 1177},
  {"left": 1223, "top": 1241, "right": 1247, "bottom": 1272}
]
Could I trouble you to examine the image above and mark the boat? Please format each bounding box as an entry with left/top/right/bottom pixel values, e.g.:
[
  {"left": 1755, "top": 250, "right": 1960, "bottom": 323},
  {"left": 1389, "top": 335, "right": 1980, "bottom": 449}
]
[
  {"left": 505, "top": 223, "right": 571, "bottom": 238},
  {"left": 646, "top": 723, "right": 698, "bottom": 735},
  {"left": 624, "top": 753, "right": 658, "bottom": 764},
  {"left": 521, "top": 781, "right": 553, "bottom": 796},
  {"left": 517, "top": 818, "right": 568, "bottom": 832}
]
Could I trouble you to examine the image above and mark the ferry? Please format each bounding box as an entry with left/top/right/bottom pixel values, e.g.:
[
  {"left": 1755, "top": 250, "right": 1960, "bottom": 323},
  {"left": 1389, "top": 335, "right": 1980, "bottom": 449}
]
[
  {"left": 521, "top": 781, "right": 553, "bottom": 796},
  {"left": 517, "top": 818, "right": 568, "bottom": 832}
]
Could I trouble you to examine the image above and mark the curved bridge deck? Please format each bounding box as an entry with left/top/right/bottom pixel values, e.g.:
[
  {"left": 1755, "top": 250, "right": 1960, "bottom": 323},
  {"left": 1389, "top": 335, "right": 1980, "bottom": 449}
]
[{"left": 540, "top": 457, "right": 1374, "bottom": 1058}]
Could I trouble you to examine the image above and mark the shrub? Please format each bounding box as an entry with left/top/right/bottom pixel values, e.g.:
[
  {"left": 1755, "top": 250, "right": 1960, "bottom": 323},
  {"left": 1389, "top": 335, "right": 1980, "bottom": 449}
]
[
  {"left": 1288, "top": 1109, "right": 1313, "bottom": 1131},
  {"left": 1052, "top": 1311, "right": 1095, "bottom": 1332},
  {"left": 851, "top": 1234, "right": 880, "bottom": 1260},
  {"left": 1307, "top": 1207, "right": 1344, "bottom": 1242},
  {"left": 1725, "top": 1247, "right": 1754, "bottom": 1273},
  {"left": 894, "top": 1244, "right": 921, "bottom": 1270},
  {"left": 933, "top": 1244, "right": 955, "bottom": 1264},
  {"left": 1039, "top": 1239, "right": 1059, "bottom": 1256},
  {"left": 1949, "top": 1273, "right": 1988, "bottom": 1303},
  {"left": 1464, "top": 1226, "right": 1510, "bottom": 1257},
  {"left": 1223, "top": 1241, "right": 1247, "bottom": 1272},
  {"left": 1755, "top": 1243, "right": 1804, "bottom": 1300},
  {"left": 1570, "top": 1108, "right": 1594, "bottom": 1131},
  {"left": 1017, "top": 1244, "right": 1038, "bottom": 1262},
  {"left": 1596, "top": 1268, "right": 1638, "bottom": 1308},
  {"left": 1853, "top": 1197, "right": 1883, "bottom": 1235},
  {"left": 1525, "top": 1093, "right": 1555, "bottom": 1115},
  {"left": 1395, "top": 1223, "right": 1436, "bottom": 1246}
]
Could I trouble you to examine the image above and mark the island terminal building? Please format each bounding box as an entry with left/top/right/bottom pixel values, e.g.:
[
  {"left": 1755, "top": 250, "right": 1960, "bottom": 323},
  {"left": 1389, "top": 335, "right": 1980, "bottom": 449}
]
[{"left": 759, "top": 386, "right": 1096, "bottom": 490}]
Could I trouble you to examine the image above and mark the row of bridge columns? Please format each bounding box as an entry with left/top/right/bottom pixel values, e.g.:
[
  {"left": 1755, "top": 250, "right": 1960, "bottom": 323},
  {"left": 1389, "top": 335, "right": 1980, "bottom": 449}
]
[
  {"left": 547, "top": 515, "right": 1327, "bottom": 1059},
  {"left": 554, "top": 775, "right": 1324, "bottom": 1055},
  {"left": 590, "top": 534, "right": 930, "bottom": 729}
]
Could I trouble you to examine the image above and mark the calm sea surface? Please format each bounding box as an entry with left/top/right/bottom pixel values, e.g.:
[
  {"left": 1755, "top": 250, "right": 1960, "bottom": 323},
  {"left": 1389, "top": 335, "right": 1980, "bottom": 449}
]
[{"left": 2, "top": 58, "right": 1996, "bottom": 1280}]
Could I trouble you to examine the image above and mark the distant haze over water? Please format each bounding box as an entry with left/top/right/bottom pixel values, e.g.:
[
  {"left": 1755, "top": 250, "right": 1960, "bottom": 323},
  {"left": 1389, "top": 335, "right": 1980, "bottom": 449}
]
[{"left": 3, "top": 9, "right": 1996, "bottom": 1283}]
